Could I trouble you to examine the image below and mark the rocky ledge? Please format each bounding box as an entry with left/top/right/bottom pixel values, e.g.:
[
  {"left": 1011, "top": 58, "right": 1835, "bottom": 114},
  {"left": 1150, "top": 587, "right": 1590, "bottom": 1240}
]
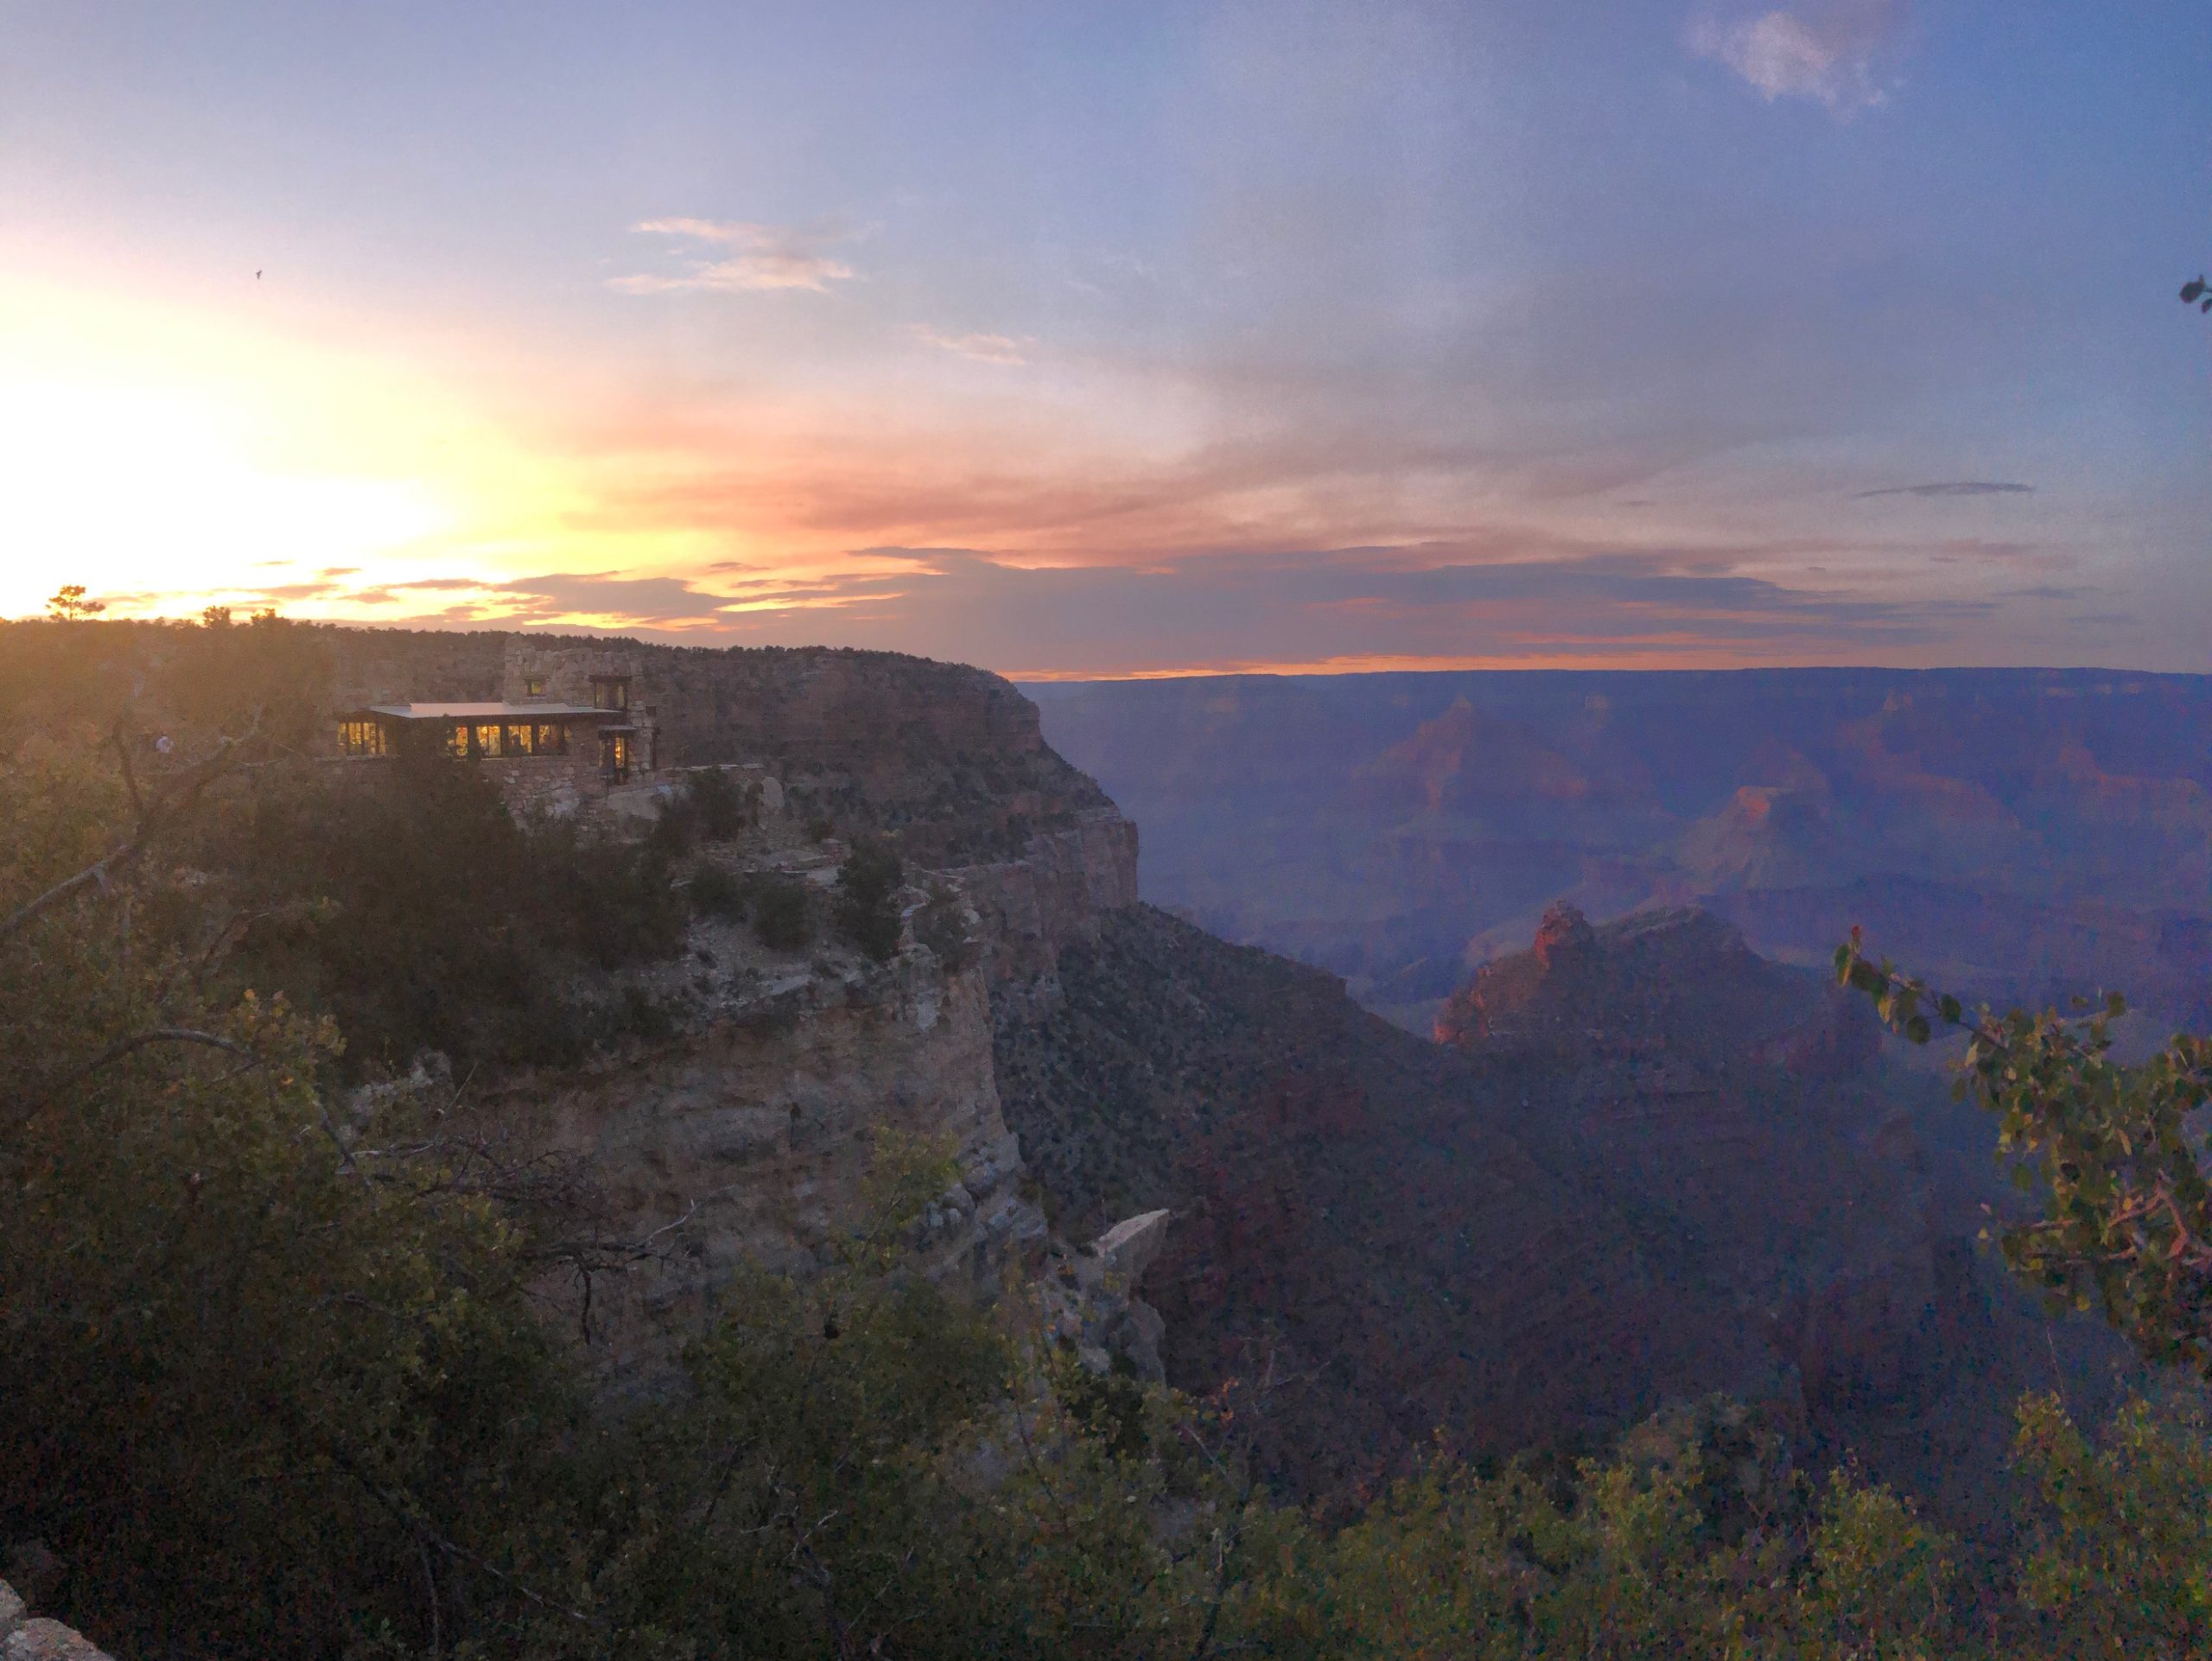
[{"left": 1, "top": 1578, "right": 112, "bottom": 1660}]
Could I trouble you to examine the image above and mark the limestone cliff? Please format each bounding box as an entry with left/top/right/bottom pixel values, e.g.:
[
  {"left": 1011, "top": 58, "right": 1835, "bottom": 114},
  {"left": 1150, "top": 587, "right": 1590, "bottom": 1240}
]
[
  {"left": 325, "top": 630, "right": 1113, "bottom": 863},
  {"left": 385, "top": 640, "right": 1146, "bottom": 1384}
]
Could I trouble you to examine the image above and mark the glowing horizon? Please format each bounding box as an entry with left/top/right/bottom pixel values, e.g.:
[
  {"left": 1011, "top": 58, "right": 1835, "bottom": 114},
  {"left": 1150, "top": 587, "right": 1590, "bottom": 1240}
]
[{"left": 4, "top": 3, "right": 2208, "bottom": 677}]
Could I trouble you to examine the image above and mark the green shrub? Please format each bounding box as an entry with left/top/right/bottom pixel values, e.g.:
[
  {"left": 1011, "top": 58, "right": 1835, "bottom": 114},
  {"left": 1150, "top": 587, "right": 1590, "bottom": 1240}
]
[
  {"left": 836, "top": 837, "right": 905, "bottom": 962},
  {"left": 684, "top": 767, "right": 747, "bottom": 840},
  {"left": 752, "top": 875, "right": 812, "bottom": 951},
  {"left": 211, "top": 748, "right": 687, "bottom": 1075},
  {"left": 914, "top": 880, "right": 977, "bottom": 972},
  {"left": 651, "top": 769, "right": 748, "bottom": 857},
  {"left": 0, "top": 739, "right": 588, "bottom": 1657},
  {"left": 689, "top": 862, "right": 747, "bottom": 921}
]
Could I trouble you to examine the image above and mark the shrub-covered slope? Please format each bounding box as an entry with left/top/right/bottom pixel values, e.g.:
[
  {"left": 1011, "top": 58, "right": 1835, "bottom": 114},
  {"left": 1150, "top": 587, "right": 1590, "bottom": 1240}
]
[{"left": 996, "top": 902, "right": 2131, "bottom": 1530}]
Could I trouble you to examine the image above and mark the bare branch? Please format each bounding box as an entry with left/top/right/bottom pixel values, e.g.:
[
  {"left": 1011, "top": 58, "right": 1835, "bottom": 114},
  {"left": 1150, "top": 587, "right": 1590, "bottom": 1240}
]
[{"left": 1, "top": 714, "right": 263, "bottom": 942}]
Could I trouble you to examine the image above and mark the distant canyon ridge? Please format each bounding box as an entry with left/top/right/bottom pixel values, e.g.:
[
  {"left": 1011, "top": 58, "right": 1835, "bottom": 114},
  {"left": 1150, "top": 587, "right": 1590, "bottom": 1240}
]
[{"left": 1027, "top": 668, "right": 2212, "bottom": 1038}]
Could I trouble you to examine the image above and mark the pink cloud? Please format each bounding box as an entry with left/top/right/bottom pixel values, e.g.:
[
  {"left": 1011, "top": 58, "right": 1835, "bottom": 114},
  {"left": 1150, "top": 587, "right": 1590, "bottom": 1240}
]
[
  {"left": 912, "top": 325, "right": 1033, "bottom": 366},
  {"left": 1688, "top": 0, "right": 1908, "bottom": 113},
  {"left": 612, "top": 217, "right": 859, "bottom": 295}
]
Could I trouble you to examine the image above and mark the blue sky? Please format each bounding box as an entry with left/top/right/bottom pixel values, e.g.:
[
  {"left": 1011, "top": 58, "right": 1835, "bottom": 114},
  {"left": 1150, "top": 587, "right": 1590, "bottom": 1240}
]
[{"left": 3, "top": 1, "right": 2208, "bottom": 673}]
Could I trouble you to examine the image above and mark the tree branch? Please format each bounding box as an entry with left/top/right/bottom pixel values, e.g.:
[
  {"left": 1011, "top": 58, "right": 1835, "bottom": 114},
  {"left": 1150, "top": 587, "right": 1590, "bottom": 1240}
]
[
  {"left": 10, "top": 1027, "right": 260, "bottom": 1136},
  {"left": 0, "top": 715, "right": 261, "bottom": 942}
]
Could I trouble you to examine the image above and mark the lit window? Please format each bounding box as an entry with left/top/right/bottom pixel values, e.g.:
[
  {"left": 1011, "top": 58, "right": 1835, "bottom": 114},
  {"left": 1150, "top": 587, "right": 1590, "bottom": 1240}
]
[
  {"left": 336, "top": 719, "right": 387, "bottom": 757},
  {"left": 523, "top": 676, "right": 546, "bottom": 697},
  {"left": 473, "top": 723, "right": 504, "bottom": 757},
  {"left": 502, "top": 722, "right": 535, "bottom": 755},
  {"left": 535, "top": 722, "right": 567, "bottom": 754},
  {"left": 593, "top": 676, "right": 631, "bottom": 711},
  {"left": 445, "top": 725, "right": 469, "bottom": 759}
]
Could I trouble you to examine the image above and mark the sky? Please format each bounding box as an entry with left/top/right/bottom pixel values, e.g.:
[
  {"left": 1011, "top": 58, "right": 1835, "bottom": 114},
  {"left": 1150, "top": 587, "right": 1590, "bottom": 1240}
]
[{"left": 3, "top": 0, "right": 2209, "bottom": 677}]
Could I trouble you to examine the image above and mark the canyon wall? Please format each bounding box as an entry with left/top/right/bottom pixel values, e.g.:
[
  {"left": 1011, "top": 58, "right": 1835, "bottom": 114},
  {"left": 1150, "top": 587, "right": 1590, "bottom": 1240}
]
[
  {"left": 1030, "top": 667, "right": 2212, "bottom": 1034},
  {"left": 317, "top": 633, "right": 1149, "bottom": 1380},
  {"left": 996, "top": 899, "right": 2133, "bottom": 1533},
  {"left": 327, "top": 630, "right": 1111, "bottom": 862}
]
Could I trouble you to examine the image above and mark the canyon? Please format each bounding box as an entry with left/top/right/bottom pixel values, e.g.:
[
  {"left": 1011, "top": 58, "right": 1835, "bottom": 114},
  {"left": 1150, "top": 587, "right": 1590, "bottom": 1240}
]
[
  {"left": 1027, "top": 667, "right": 2212, "bottom": 1038},
  {"left": 302, "top": 639, "right": 2167, "bottom": 1531},
  {"left": 4, "top": 624, "right": 2163, "bottom": 1548}
]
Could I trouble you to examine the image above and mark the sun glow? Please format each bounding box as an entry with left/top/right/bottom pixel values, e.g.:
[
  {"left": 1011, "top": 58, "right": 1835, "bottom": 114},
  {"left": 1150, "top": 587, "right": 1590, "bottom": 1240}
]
[
  {"left": 0, "top": 376, "right": 457, "bottom": 615},
  {"left": 0, "top": 275, "right": 618, "bottom": 622}
]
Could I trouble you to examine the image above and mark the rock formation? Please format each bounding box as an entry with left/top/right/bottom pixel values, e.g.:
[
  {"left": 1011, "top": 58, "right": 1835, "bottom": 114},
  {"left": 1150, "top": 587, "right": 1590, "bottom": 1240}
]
[
  {"left": 1, "top": 1578, "right": 113, "bottom": 1660},
  {"left": 997, "top": 900, "right": 2132, "bottom": 1532},
  {"left": 1029, "top": 666, "right": 2212, "bottom": 1034},
  {"left": 357, "top": 638, "right": 1149, "bottom": 1384}
]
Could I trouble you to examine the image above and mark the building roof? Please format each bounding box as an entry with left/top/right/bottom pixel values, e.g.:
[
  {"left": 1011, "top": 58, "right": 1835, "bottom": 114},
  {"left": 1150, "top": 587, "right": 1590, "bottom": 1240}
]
[{"left": 360, "top": 702, "right": 610, "bottom": 721}]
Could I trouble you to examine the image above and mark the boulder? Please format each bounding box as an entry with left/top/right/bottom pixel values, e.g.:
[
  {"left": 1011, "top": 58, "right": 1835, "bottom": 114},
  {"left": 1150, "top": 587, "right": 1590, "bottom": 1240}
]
[
  {"left": 3, "top": 1620, "right": 112, "bottom": 1660},
  {"left": 1090, "top": 1209, "right": 1172, "bottom": 1288}
]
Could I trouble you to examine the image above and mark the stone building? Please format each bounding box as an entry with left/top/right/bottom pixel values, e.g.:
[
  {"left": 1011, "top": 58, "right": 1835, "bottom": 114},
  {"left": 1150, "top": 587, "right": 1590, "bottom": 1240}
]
[{"left": 329, "top": 640, "right": 663, "bottom": 815}]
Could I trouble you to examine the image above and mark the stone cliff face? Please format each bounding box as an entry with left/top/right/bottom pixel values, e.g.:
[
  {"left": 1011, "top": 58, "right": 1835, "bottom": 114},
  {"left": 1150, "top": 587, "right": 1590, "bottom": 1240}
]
[
  {"left": 994, "top": 904, "right": 1780, "bottom": 1497},
  {"left": 1029, "top": 667, "right": 2212, "bottom": 1034},
  {"left": 360, "top": 635, "right": 1148, "bottom": 1383},
  {"left": 474, "top": 920, "right": 1035, "bottom": 1384},
  {"left": 997, "top": 899, "right": 2130, "bottom": 1534},
  {"left": 326, "top": 631, "right": 1111, "bottom": 863},
  {"left": 950, "top": 808, "right": 1140, "bottom": 1017}
]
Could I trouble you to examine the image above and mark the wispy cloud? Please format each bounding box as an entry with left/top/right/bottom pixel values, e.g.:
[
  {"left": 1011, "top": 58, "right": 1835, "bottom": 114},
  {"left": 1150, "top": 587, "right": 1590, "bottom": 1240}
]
[
  {"left": 610, "top": 217, "right": 859, "bottom": 296},
  {"left": 331, "top": 544, "right": 2010, "bottom": 673},
  {"left": 1853, "top": 480, "right": 2034, "bottom": 500},
  {"left": 1688, "top": 0, "right": 1907, "bottom": 113},
  {"left": 912, "top": 325, "right": 1033, "bottom": 366}
]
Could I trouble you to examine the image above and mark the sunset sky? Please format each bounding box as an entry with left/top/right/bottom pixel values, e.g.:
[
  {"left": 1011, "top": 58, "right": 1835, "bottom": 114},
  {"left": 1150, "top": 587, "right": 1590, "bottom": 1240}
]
[{"left": 3, "top": 1, "right": 2209, "bottom": 676}]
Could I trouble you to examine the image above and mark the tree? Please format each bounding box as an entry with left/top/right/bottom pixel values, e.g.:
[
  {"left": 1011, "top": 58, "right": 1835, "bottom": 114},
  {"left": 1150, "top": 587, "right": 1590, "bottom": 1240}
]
[
  {"left": 43, "top": 584, "right": 105, "bottom": 620},
  {"left": 0, "top": 727, "right": 590, "bottom": 1655},
  {"left": 1836, "top": 930, "right": 2212, "bottom": 1374},
  {"left": 2183, "top": 276, "right": 2212, "bottom": 315},
  {"left": 836, "top": 836, "right": 906, "bottom": 962}
]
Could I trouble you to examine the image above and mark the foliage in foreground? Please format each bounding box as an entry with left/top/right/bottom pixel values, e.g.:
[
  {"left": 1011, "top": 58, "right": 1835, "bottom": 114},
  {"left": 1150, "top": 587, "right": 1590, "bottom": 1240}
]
[
  {"left": 6, "top": 686, "right": 2212, "bottom": 1656},
  {"left": 1838, "top": 931, "right": 2212, "bottom": 1377}
]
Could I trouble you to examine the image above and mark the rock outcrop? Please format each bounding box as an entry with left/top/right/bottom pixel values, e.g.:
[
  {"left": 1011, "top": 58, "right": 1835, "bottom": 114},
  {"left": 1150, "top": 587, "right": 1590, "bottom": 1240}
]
[
  {"left": 474, "top": 908, "right": 1043, "bottom": 1384},
  {"left": 0, "top": 1580, "right": 112, "bottom": 1661},
  {"left": 996, "top": 900, "right": 2132, "bottom": 1532},
  {"left": 375, "top": 641, "right": 1147, "bottom": 1384},
  {"left": 995, "top": 903, "right": 1776, "bottom": 1497},
  {"left": 1030, "top": 666, "right": 2212, "bottom": 1035}
]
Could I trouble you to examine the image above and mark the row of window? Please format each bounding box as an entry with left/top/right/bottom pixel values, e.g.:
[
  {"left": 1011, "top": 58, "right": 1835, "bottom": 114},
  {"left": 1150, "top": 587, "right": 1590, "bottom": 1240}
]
[
  {"left": 337, "top": 719, "right": 388, "bottom": 757},
  {"left": 340, "top": 720, "right": 582, "bottom": 759},
  {"left": 442, "top": 722, "right": 573, "bottom": 759}
]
